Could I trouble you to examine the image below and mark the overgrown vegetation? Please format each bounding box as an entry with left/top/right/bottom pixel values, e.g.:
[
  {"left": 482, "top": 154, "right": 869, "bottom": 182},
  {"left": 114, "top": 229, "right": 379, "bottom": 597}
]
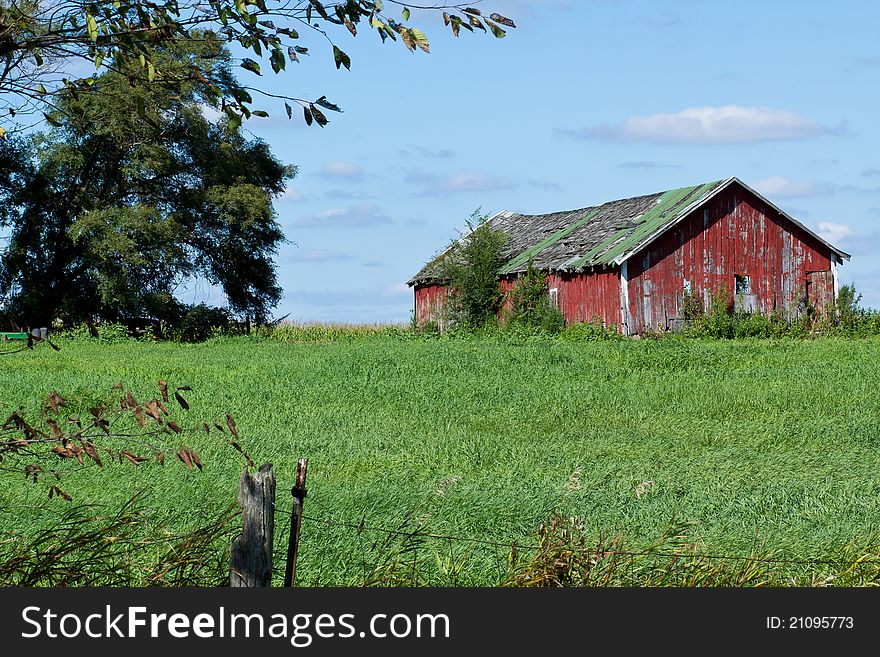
[
  {"left": 504, "top": 258, "right": 565, "bottom": 334},
  {"left": 439, "top": 210, "right": 508, "bottom": 330},
  {"left": 680, "top": 284, "right": 880, "bottom": 339}
]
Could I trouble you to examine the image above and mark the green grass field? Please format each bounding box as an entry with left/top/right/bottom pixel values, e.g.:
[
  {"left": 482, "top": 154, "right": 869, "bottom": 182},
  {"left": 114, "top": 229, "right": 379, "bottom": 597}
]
[{"left": 3, "top": 333, "right": 880, "bottom": 585}]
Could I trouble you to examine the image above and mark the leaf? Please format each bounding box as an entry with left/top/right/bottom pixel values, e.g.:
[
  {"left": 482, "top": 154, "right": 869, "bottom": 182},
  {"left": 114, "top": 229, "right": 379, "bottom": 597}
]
[
  {"left": 177, "top": 447, "right": 203, "bottom": 471},
  {"left": 156, "top": 399, "right": 170, "bottom": 416},
  {"left": 485, "top": 19, "right": 506, "bottom": 38},
  {"left": 467, "top": 15, "right": 485, "bottom": 31},
  {"left": 303, "top": 105, "right": 313, "bottom": 126},
  {"left": 86, "top": 13, "right": 98, "bottom": 41},
  {"left": 241, "top": 58, "right": 262, "bottom": 75},
  {"left": 122, "top": 451, "right": 147, "bottom": 465},
  {"left": 155, "top": 452, "right": 165, "bottom": 465},
  {"left": 177, "top": 385, "right": 193, "bottom": 391},
  {"left": 270, "top": 47, "right": 286, "bottom": 73},
  {"left": 177, "top": 448, "right": 192, "bottom": 470},
  {"left": 158, "top": 380, "right": 168, "bottom": 402},
  {"left": 144, "top": 400, "right": 161, "bottom": 422},
  {"left": 226, "top": 414, "right": 239, "bottom": 438},
  {"left": 227, "top": 110, "right": 242, "bottom": 131},
  {"left": 147, "top": 61, "right": 155, "bottom": 82},
  {"left": 288, "top": 46, "right": 299, "bottom": 63},
  {"left": 44, "top": 391, "right": 66, "bottom": 414},
  {"left": 344, "top": 17, "right": 356, "bottom": 36},
  {"left": 310, "top": 104, "right": 328, "bottom": 126},
  {"left": 410, "top": 27, "right": 430, "bottom": 53},
  {"left": 166, "top": 420, "right": 182, "bottom": 434},
  {"left": 315, "top": 96, "right": 342, "bottom": 112},
  {"left": 285, "top": 102, "right": 293, "bottom": 119},
  {"left": 489, "top": 13, "right": 516, "bottom": 28},
  {"left": 462, "top": 7, "right": 481, "bottom": 16},
  {"left": 333, "top": 45, "right": 351, "bottom": 70},
  {"left": 82, "top": 441, "right": 103, "bottom": 467},
  {"left": 402, "top": 7, "right": 410, "bottom": 21},
  {"left": 174, "top": 391, "right": 189, "bottom": 411}
]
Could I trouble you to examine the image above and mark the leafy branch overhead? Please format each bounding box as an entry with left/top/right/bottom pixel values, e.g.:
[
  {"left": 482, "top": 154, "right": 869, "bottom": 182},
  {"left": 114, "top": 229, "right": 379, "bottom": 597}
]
[
  {"left": 0, "top": 382, "right": 255, "bottom": 500},
  {"left": 0, "top": 1, "right": 517, "bottom": 135}
]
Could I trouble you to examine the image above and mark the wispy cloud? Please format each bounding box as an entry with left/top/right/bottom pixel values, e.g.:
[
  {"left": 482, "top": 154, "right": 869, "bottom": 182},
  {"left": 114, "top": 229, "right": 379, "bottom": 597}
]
[
  {"left": 561, "top": 106, "right": 839, "bottom": 144},
  {"left": 861, "top": 167, "right": 880, "bottom": 178},
  {"left": 528, "top": 179, "right": 563, "bottom": 191},
  {"left": 405, "top": 169, "right": 516, "bottom": 196},
  {"left": 294, "top": 204, "right": 392, "bottom": 228},
  {"left": 617, "top": 161, "right": 683, "bottom": 169},
  {"left": 398, "top": 146, "right": 456, "bottom": 159},
  {"left": 279, "top": 187, "right": 308, "bottom": 203},
  {"left": 751, "top": 176, "right": 835, "bottom": 198},
  {"left": 315, "top": 161, "right": 365, "bottom": 181},
  {"left": 816, "top": 222, "right": 852, "bottom": 244},
  {"left": 323, "top": 188, "right": 376, "bottom": 200},
  {"left": 287, "top": 249, "right": 356, "bottom": 263}
]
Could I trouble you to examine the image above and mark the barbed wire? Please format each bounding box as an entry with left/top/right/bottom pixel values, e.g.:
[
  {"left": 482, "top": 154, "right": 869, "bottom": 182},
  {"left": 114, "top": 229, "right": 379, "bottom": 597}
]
[{"left": 290, "top": 511, "right": 851, "bottom": 567}]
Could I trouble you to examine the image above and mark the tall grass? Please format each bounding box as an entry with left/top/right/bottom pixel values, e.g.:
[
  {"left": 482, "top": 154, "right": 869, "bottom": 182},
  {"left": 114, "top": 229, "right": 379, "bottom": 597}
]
[{"left": 3, "top": 334, "right": 880, "bottom": 585}]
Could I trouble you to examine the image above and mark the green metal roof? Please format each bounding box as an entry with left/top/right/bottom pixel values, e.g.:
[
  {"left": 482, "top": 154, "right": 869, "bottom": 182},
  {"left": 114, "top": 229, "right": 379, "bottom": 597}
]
[{"left": 408, "top": 177, "right": 850, "bottom": 286}]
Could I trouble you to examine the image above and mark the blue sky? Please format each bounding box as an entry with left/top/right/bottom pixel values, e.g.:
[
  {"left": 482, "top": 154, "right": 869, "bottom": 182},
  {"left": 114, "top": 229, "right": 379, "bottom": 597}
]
[{"left": 188, "top": 0, "right": 880, "bottom": 322}]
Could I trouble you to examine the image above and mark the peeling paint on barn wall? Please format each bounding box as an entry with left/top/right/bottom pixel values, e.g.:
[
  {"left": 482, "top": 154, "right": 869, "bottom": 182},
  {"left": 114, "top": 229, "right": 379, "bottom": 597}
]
[
  {"left": 624, "top": 186, "right": 834, "bottom": 332},
  {"left": 413, "top": 284, "right": 448, "bottom": 325}
]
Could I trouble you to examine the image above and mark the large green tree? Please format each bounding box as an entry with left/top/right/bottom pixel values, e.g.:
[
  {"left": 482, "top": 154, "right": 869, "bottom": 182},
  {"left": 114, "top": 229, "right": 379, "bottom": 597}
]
[
  {"left": 0, "top": 36, "right": 293, "bottom": 326},
  {"left": 0, "top": 1, "right": 516, "bottom": 136}
]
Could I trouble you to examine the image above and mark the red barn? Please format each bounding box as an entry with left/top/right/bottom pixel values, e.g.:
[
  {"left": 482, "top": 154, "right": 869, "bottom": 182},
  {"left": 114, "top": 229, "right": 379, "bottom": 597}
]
[{"left": 408, "top": 177, "right": 851, "bottom": 334}]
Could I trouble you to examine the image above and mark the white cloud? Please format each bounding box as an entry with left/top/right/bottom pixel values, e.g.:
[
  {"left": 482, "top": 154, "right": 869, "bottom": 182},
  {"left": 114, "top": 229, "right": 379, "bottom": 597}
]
[
  {"left": 279, "top": 187, "right": 307, "bottom": 202},
  {"left": 385, "top": 283, "right": 410, "bottom": 295},
  {"left": 405, "top": 169, "right": 516, "bottom": 196},
  {"left": 287, "top": 249, "right": 356, "bottom": 263},
  {"left": 294, "top": 204, "right": 392, "bottom": 228},
  {"left": 751, "top": 176, "right": 834, "bottom": 198},
  {"left": 564, "top": 105, "right": 834, "bottom": 144},
  {"left": 816, "top": 222, "right": 853, "bottom": 244},
  {"left": 316, "top": 161, "right": 365, "bottom": 181}
]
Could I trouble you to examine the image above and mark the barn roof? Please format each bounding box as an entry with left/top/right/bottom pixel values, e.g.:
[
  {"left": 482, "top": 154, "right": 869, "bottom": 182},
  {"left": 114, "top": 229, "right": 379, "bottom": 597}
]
[{"left": 408, "top": 177, "right": 850, "bottom": 286}]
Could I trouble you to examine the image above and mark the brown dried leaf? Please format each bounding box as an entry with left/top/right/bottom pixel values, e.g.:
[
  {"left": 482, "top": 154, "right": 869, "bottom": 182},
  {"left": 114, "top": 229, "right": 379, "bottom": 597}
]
[
  {"left": 156, "top": 399, "right": 170, "bottom": 416},
  {"left": 155, "top": 451, "right": 165, "bottom": 465},
  {"left": 177, "top": 448, "right": 193, "bottom": 470},
  {"left": 166, "top": 420, "right": 182, "bottom": 434},
  {"left": 158, "top": 380, "right": 169, "bottom": 402},
  {"left": 46, "top": 418, "right": 63, "bottom": 439},
  {"left": 226, "top": 414, "right": 239, "bottom": 438},
  {"left": 44, "top": 391, "right": 66, "bottom": 414},
  {"left": 230, "top": 441, "right": 256, "bottom": 468},
  {"left": 122, "top": 450, "right": 147, "bottom": 465},
  {"left": 174, "top": 391, "right": 189, "bottom": 411},
  {"left": 81, "top": 441, "right": 103, "bottom": 467},
  {"left": 144, "top": 400, "right": 161, "bottom": 422}
]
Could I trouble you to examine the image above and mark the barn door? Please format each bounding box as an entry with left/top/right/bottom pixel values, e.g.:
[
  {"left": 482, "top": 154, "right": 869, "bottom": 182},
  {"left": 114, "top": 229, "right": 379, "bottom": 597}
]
[{"left": 806, "top": 271, "right": 831, "bottom": 313}]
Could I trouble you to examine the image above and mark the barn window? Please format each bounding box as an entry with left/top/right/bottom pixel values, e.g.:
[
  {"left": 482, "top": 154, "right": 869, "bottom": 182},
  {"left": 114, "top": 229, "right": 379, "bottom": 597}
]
[
  {"left": 734, "top": 274, "right": 752, "bottom": 295},
  {"left": 548, "top": 288, "right": 559, "bottom": 308}
]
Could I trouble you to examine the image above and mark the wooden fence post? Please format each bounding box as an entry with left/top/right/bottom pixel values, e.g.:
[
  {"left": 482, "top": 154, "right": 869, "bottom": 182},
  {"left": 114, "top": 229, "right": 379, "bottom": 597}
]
[
  {"left": 284, "top": 458, "right": 309, "bottom": 587},
  {"left": 230, "top": 463, "right": 276, "bottom": 587}
]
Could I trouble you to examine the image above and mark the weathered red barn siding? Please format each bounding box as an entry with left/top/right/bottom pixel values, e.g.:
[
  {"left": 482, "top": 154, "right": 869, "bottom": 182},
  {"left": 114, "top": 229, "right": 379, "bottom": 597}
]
[
  {"left": 547, "top": 270, "right": 621, "bottom": 327},
  {"left": 625, "top": 187, "right": 833, "bottom": 333},
  {"left": 499, "top": 270, "right": 621, "bottom": 327},
  {"left": 413, "top": 284, "right": 448, "bottom": 324}
]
